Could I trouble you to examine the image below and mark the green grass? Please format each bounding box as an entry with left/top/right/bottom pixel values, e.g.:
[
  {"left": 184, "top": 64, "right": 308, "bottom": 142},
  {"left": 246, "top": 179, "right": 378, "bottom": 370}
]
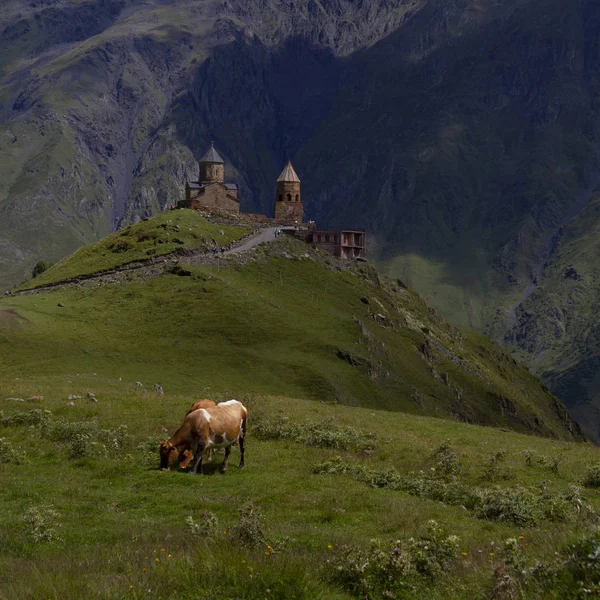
[
  {"left": 0, "top": 237, "right": 577, "bottom": 438},
  {"left": 0, "top": 214, "right": 594, "bottom": 598},
  {"left": 20, "top": 210, "right": 248, "bottom": 289},
  {"left": 0, "top": 391, "right": 598, "bottom": 599}
]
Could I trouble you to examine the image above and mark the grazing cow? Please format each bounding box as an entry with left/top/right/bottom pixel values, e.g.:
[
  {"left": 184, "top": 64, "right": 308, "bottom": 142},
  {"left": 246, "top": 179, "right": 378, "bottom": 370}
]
[
  {"left": 179, "top": 399, "right": 217, "bottom": 468},
  {"left": 160, "top": 399, "right": 247, "bottom": 474}
]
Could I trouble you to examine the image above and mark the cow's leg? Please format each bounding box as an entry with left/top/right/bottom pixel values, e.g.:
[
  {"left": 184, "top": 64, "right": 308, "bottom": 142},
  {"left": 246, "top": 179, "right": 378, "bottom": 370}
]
[
  {"left": 220, "top": 446, "right": 231, "bottom": 473},
  {"left": 189, "top": 442, "right": 205, "bottom": 475},
  {"left": 238, "top": 413, "right": 247, "bottom": 469},
  {"left": 238, "top": 433, "right": 245, "bottom": 469}
]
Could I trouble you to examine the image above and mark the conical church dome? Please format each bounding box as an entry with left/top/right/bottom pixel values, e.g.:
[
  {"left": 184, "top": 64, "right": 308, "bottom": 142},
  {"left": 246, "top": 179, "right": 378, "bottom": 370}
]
[{"left": 277, "top": 161, "right": 300, "bottom": 183}]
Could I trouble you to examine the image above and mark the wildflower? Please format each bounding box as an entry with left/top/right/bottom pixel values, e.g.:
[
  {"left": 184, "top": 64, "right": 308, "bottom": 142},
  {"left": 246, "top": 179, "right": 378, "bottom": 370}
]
[
  {"left": 130, "top": 585, "right": 134, "bottom": 590},
  {"left": 519, "top": 536, "right": 525, "bottom": 540},
  {"left": 461, "top": 552, "right": 468, "bottom": 557},
  {"left": 155, "top": 558, "right": 160, "bottom": 563},
  {"left": 168, "top": 554, "right": 172, "bottom": 558},
  {"left": 143, "top": 568, "right": 147, "bottom": 573},
  {"left": 328, "top": 545, "right": 333, "bottom": 550},
  {"left": 489, "top": 553, "right": 495, "bottom": 557},
  {"left": 161, "top": 548, "right": 166, "bottom": 552}
]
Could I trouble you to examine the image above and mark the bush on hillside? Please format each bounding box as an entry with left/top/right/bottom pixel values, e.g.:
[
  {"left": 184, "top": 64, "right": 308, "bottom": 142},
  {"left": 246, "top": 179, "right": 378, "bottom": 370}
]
[
  {"left": 583, "top": 463, "right": 600, "bottom": 488},
  {"left": 32, "top": 259, "right": 51, "bottom": 278},
  {"left": 230, "top": 504, "right": 266, "bottom": 549},
  {"left": 314, "top": 457, "right": 584, "bottom": 526},
  {"left": 0, "top": 437, "right": 22, "bottom": 464},
  {"left": 22, "top": 506, "right": 61, "bottom": 543},
  {"left": 329, "top": 520, "right": 459, "bottom": 597},
  {"left": 480, "top": 450, "right": 512, "bottom": 482},
  {"left": 253, "top": 416, "right": 376, "bottom": 452},
  {"left": 491, "top": 530, "right": 600, "bottom": 599},
  {"left": 1, "top": 409, "right": 132, "bottom": 458},
  {"left": 187, "top": 512, "right": 219, "bottom": 538}
]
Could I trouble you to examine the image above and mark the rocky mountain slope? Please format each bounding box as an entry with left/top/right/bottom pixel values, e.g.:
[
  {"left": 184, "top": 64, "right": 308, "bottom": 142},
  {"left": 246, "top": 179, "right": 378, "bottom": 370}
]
[{"left": 1, "top": 0, "right": 600, "bottom": 433}]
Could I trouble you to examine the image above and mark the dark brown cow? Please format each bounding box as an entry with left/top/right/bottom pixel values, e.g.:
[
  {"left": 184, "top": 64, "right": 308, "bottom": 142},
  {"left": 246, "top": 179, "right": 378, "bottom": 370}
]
[{"left": 160, "top": 400, "right": 247, "bottom": 474}]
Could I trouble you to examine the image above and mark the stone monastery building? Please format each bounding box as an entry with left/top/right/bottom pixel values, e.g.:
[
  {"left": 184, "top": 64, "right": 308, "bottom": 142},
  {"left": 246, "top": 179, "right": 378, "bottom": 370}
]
[{"left": 180, "top": 143, "right": 365, "bottom": 258}]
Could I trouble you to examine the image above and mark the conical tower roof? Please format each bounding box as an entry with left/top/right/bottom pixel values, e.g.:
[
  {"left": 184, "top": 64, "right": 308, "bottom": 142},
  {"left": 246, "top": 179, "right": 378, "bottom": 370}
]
[
  {"left": 277, "top": 161, "right": 300, "bottom": 183},
  {"left": 199, "top": 142, "right": 224, "bottom": 164}
]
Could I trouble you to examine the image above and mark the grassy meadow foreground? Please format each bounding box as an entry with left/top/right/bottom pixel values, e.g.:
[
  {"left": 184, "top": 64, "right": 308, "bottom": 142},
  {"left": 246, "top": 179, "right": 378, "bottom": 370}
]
[
  {"left": 1, "top": 386, "right": 600, "bottom": 600},
  {"left": 0, "top": 212, "right": 598, "bottom": 598}
]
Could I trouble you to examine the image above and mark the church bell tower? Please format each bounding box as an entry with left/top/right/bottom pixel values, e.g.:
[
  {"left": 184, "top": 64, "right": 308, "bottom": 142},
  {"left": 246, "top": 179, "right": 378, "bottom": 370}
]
[{"left": 274, "top": 161, "right": 303, "bottom": 224}]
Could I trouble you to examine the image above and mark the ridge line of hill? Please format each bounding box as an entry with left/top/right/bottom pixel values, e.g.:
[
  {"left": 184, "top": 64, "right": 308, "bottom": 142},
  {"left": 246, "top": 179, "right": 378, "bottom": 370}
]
[{"left": 13, "top": 222, "right": 281, "bottom": 294}]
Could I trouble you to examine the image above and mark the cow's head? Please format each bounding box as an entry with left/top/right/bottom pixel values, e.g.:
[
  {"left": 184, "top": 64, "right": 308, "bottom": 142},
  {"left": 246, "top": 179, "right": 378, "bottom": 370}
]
[{"left": 159, "top": 441, "right": 177, "bottom": 470}]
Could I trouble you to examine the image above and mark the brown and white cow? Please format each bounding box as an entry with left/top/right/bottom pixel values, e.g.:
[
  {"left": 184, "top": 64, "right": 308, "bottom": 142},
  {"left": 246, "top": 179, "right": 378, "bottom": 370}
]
[
  {"left": 179, "top": 399, "right": 217, "bottom": 468},
  {"left": 160, "top": 399, "right": 247, "bottom": 474}
]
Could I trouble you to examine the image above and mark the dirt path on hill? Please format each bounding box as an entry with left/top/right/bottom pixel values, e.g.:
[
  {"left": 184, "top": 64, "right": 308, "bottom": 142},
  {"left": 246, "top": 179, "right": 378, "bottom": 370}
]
[
  {"left": 186, "top": 226, "right": 279, "bottom": 264},
  {"left": 10, "top": 227, "right": 282, "bottom": 295}
]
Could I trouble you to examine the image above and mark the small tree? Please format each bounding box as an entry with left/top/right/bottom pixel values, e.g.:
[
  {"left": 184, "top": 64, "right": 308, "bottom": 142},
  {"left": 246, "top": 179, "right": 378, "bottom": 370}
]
[{"left": 32, "top": 260, "right": 51, "bottom": 278}]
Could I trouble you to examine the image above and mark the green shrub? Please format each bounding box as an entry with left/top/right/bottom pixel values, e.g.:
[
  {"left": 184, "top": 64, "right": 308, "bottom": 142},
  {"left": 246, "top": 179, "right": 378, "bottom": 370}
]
[
  {"left": 254, "top": 416, "right": 376, "bottom": 452},
  {"left": 0, "top": 437, "right": 22, "bottom": 464},
  {"left": 583, "top": 463, "right": 600, "bottom": 488},
  {"left": 97, "top": 425, "right": 132, "bottom": 456},
  {"left": 431, "top": 441, "right": 461, "bottom": 479},
  {"left": 2, "top": 409, "right": 132, "bottom": 459},
  {"left": 329, "top": 520, "right": 459, "bottom": 597},
  {"left": 68, "top": 433, "right": 90, "bottom": 459},
  {"left": 230, "top": 504, "right": 266, "bottom": 548},
  {"left": 540, "top": 455, "right": 562, "bottom": 474},
  {"left": 314, "top": 457, "right": 579, "bottom": 526},
  {"left": 1, "top": 408, "right": 52, "bottom": 428},
  {"left": 108, "top": 239, "right": 134, "bottom": 253},
  {"left": 22, "top": 506, "right": 61, "bottom": 543},
  {"left": 523, "top": 449, "right": 537, "bottom": 467},
  {"left": 491, "top": 530, "right": 600, "bottom": 599},
  {"left": 474, "top": 487, "right": 539, "bottom": 526},
  {"left": 32, "top": 259, "right": 51, "bottom": 278},
  {"left": 187, "top": 511, "right": 219, "bottom": 538},
  {"left": 480, "top": 450, "right": 512, "bottom": 482}
]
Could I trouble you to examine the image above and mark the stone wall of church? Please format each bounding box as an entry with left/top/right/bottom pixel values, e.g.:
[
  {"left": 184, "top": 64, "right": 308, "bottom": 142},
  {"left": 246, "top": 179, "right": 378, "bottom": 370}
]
[
  {"left": 274, "top": 200, "right": 303, "bottom": 224},
  {"left": 190, "top": 184, "right": 240, "bottom": 214}
]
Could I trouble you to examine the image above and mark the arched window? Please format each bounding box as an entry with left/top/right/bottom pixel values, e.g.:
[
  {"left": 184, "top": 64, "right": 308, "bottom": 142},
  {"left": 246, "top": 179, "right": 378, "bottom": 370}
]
[
  {"left": 279, "top": 194, "right": 282, "bottom": 202},
  {"left": 295, "top": 194, "right": 299, "bottom": 202},
  {"left": 287, "top": 193, "right": 292, "bottom": 202},
  {"left": 325, "top": 234, "right": 330, "bottom": 242}
]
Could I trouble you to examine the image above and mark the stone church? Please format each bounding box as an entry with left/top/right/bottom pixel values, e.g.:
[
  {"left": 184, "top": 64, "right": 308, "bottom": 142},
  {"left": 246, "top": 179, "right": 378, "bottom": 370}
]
[
  {"left": 180, "top": 143, "right": 303, "bottom": 224},
  {"left": 178, "top": 143, "right": 366, "bottom": 258},
  {"left": 180, "top": 143, "right": 240, "bottom": 214}
]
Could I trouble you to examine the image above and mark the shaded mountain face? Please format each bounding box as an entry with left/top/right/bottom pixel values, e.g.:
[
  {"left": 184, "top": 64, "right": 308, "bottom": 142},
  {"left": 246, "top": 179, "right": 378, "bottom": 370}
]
[{"left": 1, "top": 0, "right": 600, "bottom": 433}]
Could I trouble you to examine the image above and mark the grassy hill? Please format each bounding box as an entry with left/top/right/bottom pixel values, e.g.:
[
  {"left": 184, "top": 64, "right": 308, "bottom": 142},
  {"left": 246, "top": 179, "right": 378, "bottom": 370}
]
[
  {"left": 19, "top": 210, "right": 248, "bottom": 289},
  {"left": 1, "top": 217, "right": 580, "bottom": 439},
  {"left": 0, "top": 216, "right": 596, "bottom": 598}
]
